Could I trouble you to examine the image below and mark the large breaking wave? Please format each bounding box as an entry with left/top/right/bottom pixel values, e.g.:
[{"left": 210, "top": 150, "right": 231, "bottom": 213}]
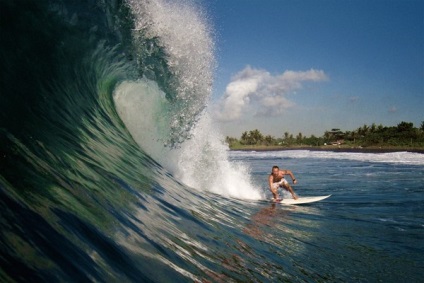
[{"left": 0, "top": 0, "right": 261, "bottom": 282}]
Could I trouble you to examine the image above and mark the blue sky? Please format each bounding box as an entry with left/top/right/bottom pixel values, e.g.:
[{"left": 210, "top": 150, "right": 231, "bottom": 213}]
[{"left": 206, "top": 0, "right": 423, "bottom": 137}]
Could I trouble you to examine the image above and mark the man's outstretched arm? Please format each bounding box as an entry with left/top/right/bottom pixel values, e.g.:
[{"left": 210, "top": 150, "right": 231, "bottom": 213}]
[{"left": 283, "top": 170, "right": 297, "bottom": 184}]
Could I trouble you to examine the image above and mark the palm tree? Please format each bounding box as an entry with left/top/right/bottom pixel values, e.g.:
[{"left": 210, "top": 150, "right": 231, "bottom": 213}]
[
  {"left": 264, "top": 135, "right": 274, "bottom": 145},
  {"left": 370, "top": 123, "right": 376, "bottom": 133},
  {"left": 324, "top": 131, "right": 331, "bottom": 141},
  {"left": 241, "top": 131, "right": 248, "bottom": 144},
  {"left": 296, "top": 132, "right": 303, "bottom": 144},
  {"left": 361, "top": 124, "right": 369, "bottom": 136},
  {"left": 249, "top": 129, "right": 263, "bottom": 144}
]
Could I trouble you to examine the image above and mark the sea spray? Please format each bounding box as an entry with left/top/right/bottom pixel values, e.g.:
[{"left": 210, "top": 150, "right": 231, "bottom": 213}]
[
  {"left": 175, "top": 113, "right": 262, "bottom": 199},
  {"left": 127, "top": 0, "right": 215, "bottom": 145},
  {"left": 114, "top": 0, "right": 262, "bottom": 199},
  {"left": 113, "top": 79, "right": 262, "bottom": 199}
]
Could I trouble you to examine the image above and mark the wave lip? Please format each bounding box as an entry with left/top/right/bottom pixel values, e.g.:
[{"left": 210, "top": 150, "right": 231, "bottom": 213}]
[
  {"left": 113, "top": 0, "right": 262, "bottom": 199},
  {"left": 127, "top": 0, "right": 215, "bottom": 146}
]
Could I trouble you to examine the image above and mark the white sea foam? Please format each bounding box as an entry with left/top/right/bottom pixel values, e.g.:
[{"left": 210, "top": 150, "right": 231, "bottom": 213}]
[
  {"left": 128, "top": 0, "right": 215, "bottom": 119},
  {"left": 229, "top": 150, "right": 424, "bottom": 166},
  {"left": 113, "top": 0, "right": 262, "bottom": 200},
  {"left": 113, "top": 79, "right": 262, "bottom": 200},
  {"left": 175, "top": 113, "right": 262, "bottom": 200}
]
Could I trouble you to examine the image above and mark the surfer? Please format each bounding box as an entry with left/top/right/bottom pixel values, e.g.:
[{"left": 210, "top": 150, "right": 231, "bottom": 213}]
[{"left": 269, "top": 165, "right": 298, "bottom": 201}]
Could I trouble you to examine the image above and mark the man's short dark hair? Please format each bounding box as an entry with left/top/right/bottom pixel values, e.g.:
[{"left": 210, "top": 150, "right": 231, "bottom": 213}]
[{"left": 272, "top": 166, "right": 279, "bottom": 170}]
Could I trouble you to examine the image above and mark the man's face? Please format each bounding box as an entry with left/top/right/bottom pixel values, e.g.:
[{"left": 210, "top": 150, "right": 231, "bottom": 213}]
[{"left": 272, "top": 168, "right": 279, "bottom": 176}]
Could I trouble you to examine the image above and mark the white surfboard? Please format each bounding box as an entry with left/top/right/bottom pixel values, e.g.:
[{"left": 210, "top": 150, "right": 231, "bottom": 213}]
[{"left": 272, "top": 195, "right": 331, "bottom": 205}]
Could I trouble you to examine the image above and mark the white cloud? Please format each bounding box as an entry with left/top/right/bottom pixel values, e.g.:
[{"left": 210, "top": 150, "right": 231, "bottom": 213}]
[{"left": 213, "top": 66, "right": 328, "bottom": 121}]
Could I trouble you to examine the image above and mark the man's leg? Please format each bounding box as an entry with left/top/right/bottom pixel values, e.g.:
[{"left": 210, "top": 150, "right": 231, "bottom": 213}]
[
  {"left": 282, "top": 183, "right": 298, "bottom": 200},
  {"left": 271, "top": 185, "right": 279, "bottom": 200}
]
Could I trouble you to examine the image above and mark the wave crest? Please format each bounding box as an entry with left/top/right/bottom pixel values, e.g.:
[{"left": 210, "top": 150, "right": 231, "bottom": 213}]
[{"left": 128, "top": 0, "right": 215, "bottom": 146}]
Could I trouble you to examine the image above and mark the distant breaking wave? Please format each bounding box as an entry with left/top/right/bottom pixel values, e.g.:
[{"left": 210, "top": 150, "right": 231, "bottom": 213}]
[{"left": 230, "top": 150, "right": 424, "bottom": 166}]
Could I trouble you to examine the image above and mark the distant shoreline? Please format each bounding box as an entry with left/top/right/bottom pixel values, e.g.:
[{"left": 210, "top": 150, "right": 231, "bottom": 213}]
[{"left": 230, "top": 145, "right": 424, "bottom": 154}]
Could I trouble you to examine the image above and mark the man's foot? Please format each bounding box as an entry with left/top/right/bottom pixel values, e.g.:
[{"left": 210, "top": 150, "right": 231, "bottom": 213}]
[
  {"left": 273, "top": 198, "right": 282, "bottom": 202},
  {"left": 292, "top": 194, "right": 298, "bottom": 200}
]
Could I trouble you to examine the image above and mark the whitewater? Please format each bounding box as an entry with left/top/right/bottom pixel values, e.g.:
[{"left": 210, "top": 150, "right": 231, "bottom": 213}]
[{"left": 1, "top": 0, "right": 423, "bottom": 282}]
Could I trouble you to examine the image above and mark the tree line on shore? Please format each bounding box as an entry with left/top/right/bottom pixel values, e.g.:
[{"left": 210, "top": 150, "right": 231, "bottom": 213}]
[{"left": 226, "top": 121, "right": 424, "bottom": 148}]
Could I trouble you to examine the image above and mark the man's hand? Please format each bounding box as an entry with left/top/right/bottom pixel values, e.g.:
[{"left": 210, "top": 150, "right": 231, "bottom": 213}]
[{"left": 293, "top": 179, "right": 297, "bottom": 184}]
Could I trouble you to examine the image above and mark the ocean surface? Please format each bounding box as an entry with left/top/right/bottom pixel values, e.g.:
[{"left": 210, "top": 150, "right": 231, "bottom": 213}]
[{"left": 1, "top": 0, "right": 423, "bottom": 282}]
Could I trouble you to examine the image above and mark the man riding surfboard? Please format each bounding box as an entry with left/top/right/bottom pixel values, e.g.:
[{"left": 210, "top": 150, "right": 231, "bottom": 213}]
[{"left": 269, "top": 165, "right": 298, "bottom": 201}]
